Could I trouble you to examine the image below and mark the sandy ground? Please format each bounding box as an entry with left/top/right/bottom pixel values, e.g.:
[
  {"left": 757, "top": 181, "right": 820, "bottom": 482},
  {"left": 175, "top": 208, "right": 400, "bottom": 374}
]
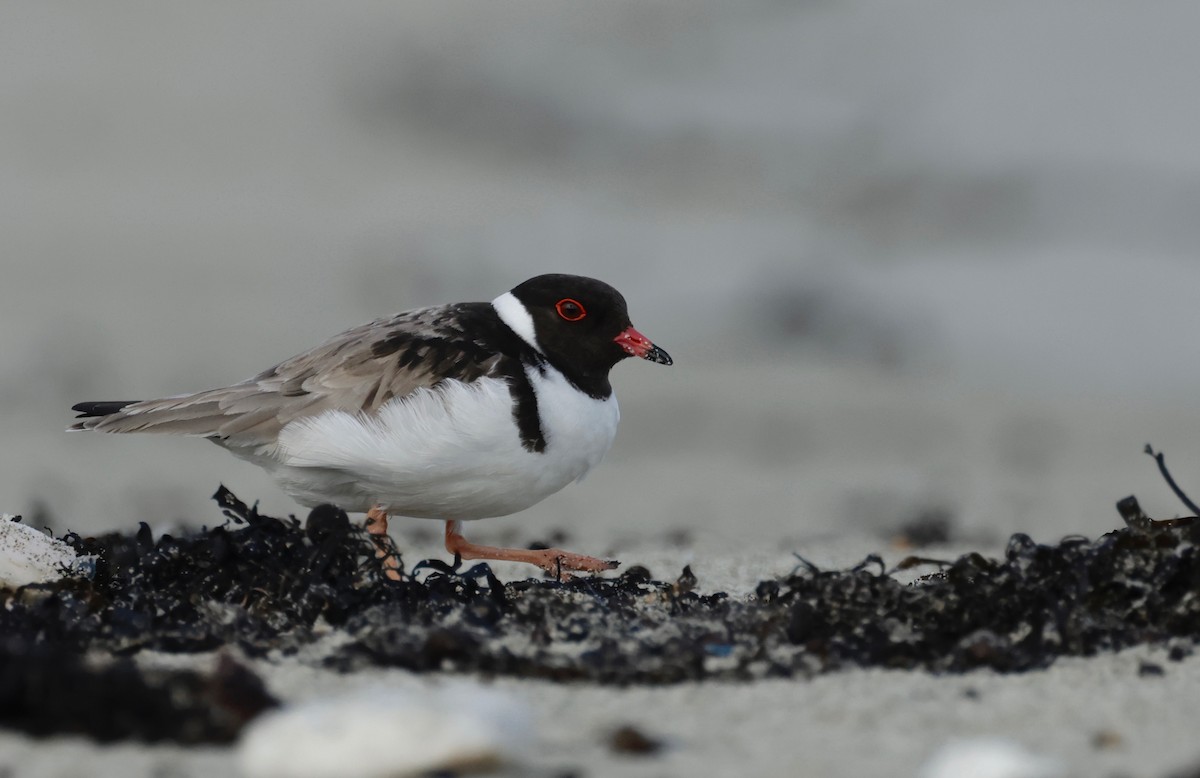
[
  {"left": 9, "top": 360, "right": 1200, "bottom": 778},
  {"left": 4, "top": 556, "right": 1200, "bottom": 778},
  {"left": 6, "top": 3, "right": 1200, "bottom": 776}
]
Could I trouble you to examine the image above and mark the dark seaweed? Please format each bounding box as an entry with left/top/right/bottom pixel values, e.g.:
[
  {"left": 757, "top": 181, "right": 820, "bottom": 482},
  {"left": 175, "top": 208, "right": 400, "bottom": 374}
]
[
  {"left": 4, "top": 485, "right": 1200, "bottom": 743},
  {"left": 0, "top": 647, "right": 276, "bottom": 744}
]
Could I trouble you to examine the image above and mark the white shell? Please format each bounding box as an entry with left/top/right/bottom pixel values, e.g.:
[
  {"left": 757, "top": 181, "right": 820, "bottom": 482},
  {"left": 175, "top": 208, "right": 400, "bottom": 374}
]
[
  {"left": 0, "top": 517, "right": 93, "bottom": 587},
  {"left": 239, "top": 683, "right": 531, "bottom": 778},
  {"left": 919, "top": 738, "right": 1063, "bottom": 778}
]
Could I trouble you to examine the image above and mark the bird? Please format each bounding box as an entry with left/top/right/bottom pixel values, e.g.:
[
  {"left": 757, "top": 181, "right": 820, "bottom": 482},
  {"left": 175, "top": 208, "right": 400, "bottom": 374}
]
[{"left": 70, "top": 273, "right": 672, "bottom": 578}]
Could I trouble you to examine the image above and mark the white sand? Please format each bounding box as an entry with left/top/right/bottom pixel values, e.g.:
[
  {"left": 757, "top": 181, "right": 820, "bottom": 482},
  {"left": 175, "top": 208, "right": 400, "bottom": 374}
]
[
  {"left": 2, "top": 630, "right": 1196, "bottom": 778},
  {"left": 5, "top": 3, "right": 1200, "bottom": 776}
]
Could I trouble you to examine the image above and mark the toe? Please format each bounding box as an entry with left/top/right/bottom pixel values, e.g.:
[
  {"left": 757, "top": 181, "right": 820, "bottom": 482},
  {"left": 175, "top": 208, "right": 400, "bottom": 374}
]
[{"left": 542, "top": 550, "right": 619, "bottom": 574}]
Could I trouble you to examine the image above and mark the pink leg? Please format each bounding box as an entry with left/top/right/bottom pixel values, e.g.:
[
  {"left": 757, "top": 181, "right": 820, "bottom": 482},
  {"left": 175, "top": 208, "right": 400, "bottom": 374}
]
[
  {"left": 443, "top": 520, "right": 618, "bottom": 576},
  {"left": 365, "top": 505, "right": 402, "bottom": 581}
]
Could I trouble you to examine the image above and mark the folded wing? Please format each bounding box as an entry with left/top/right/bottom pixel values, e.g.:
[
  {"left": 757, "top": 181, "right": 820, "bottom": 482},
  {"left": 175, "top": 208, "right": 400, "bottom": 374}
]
[{"left": 69, "top": 303, "right": 505, "bottom": 453}]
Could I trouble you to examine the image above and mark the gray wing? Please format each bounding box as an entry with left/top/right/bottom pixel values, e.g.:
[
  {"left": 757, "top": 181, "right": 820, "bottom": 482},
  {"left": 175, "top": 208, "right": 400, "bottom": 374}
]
[{"left": 71, "top": 304, "right": 504, "bottom": 451}]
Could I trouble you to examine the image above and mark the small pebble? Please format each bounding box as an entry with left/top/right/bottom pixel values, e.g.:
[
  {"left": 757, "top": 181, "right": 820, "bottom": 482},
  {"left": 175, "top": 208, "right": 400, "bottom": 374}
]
[{"left": 609, "top": 725, "right": 663, "bottom": 756}]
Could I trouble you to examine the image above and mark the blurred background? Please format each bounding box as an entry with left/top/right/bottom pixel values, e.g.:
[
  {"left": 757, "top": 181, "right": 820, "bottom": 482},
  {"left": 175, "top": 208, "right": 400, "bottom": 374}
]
[{"left": 6, "top": 1, "right": 1200, "bottom": 558}]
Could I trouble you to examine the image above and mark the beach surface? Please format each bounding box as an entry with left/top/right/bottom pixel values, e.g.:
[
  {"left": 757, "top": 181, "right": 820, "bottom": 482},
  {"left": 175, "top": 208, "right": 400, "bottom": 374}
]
[{"left": 6, "top": 3, "right": 1200, "bottom": 776}]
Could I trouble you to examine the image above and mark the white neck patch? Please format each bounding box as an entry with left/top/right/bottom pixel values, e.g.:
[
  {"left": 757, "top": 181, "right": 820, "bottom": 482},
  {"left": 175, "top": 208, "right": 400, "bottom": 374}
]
[{"left": 492, "top": 291, "right": 542, "bottom": 352}]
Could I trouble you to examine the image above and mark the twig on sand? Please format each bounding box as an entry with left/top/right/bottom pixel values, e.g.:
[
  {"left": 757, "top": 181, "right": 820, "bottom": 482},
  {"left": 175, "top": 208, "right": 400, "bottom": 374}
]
[
  {"left": 1144, "top": 444, "right": 1200, "bottom": 515},
  {"left": 1115, "top": 445, "right": 1200, "bottom": 529}
]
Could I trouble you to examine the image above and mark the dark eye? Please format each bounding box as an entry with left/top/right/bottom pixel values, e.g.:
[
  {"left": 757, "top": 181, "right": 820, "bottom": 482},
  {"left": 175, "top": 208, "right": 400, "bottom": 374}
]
[{"left": 555, "top": 298, "right": 587, "bottom": 321}]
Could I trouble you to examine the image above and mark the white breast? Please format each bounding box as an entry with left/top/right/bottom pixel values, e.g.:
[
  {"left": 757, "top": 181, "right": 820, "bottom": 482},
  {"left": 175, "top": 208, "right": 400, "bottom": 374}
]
[{"left": 269, "top": 369, "right": 619, "bottom": 519}]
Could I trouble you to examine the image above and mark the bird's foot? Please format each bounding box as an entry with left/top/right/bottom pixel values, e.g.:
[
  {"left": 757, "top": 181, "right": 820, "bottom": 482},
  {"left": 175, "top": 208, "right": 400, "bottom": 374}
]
[
  {"left": 443, "top": 520, "right": 618, "bottom": 579},
  {"left": 527, "top": 548, "right": 620, "bottom": 576},
  {"left": 365, "top": 505, "right": 402, "bottom": 582}
]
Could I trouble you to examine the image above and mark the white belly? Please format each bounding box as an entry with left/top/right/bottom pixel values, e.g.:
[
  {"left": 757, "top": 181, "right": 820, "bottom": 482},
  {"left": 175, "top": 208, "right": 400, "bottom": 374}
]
[{"left": 267, "top": 370, "right": 619, "bottom": 518}]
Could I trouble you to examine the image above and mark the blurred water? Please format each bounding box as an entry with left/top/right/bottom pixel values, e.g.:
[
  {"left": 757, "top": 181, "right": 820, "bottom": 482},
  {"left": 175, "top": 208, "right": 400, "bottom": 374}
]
[{"left": 5, "top": 1, "right": 1200, "bottom": 541}]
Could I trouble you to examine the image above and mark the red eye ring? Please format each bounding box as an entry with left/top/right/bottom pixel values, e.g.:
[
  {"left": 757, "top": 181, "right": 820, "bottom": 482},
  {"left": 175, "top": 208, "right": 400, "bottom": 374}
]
[{"left": 555, "top": 298, "right": 587, "bottom": 321}]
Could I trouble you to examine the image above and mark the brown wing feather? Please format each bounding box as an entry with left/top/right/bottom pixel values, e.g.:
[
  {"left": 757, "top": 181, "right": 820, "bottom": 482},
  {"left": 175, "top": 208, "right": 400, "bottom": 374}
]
[{"left": 73, "top": 304, "right": 505, "bottom": 450}]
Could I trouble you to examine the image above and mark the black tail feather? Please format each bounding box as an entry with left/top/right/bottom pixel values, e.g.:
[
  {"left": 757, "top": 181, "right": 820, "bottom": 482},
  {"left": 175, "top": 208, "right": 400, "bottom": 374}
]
[{"left": 72, "top": 401, "right": 139, "bottom": 419}]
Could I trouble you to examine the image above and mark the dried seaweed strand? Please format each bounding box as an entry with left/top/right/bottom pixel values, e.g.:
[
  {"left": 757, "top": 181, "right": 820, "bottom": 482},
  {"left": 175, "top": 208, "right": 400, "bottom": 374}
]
[{"left": 1144, "top": 444, "right": 1200, "bottom": 516}]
